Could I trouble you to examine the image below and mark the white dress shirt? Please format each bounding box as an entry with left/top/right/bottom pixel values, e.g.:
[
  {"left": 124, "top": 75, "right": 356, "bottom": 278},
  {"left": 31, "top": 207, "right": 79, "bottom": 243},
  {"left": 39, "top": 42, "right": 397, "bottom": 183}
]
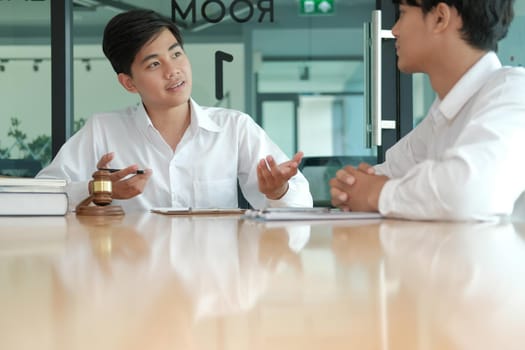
[
  {"left": 375, "top": 52, "right": 525, "bottom": 221},
  {"left": 37, "top": 99, "right": 313, "bottom": 211}
]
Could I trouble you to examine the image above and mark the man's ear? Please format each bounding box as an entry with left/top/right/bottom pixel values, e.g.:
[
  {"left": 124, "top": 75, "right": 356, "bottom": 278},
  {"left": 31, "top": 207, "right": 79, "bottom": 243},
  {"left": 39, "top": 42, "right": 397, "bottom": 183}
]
[
  {"left": 432, "top": 2, "right": 452, "bottom": 33},
  {"left": 117, "top": 73, "right": 138, "bottom": 93}
]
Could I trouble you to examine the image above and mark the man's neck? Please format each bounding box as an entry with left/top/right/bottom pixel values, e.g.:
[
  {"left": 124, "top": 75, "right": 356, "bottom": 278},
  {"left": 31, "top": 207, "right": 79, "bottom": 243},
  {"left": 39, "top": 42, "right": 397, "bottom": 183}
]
[
  {"left": 145, "top": 100, "right": 192, "bottom": 150},
  {"left": 428, "top": 47, "right": 487, "bottom": 100}
]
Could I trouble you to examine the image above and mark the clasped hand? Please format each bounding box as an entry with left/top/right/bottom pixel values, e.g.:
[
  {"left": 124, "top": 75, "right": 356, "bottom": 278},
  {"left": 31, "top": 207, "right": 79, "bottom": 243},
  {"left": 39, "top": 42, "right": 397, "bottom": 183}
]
[{"left": 329, "top": 163, "right": 388, "bottom": 212}]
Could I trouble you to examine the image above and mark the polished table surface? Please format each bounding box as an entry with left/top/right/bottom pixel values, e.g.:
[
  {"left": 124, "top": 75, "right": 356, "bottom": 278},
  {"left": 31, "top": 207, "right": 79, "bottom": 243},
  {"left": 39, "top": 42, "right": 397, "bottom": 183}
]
[{"left": 0, "top": 213, "right": 524, "bottom": 350}]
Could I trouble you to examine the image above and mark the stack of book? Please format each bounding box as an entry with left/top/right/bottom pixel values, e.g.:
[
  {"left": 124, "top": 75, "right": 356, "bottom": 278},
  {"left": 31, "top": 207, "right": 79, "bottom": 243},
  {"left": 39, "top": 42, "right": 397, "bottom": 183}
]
[{"left": 0, "top": 177, "right": 69, "bottom": 216}]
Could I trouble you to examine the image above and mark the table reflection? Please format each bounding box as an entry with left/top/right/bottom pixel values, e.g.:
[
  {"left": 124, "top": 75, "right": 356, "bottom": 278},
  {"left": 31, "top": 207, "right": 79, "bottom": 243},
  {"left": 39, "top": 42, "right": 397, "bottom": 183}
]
[
  {"left": 0, "top": 213, "right": 310, "bottom": 350},
  {"left": 379, "top": 221, "right": 525, "bottom": 350},
  {"left": 2, "top": 215, "right": 525, "bottom": 350}
]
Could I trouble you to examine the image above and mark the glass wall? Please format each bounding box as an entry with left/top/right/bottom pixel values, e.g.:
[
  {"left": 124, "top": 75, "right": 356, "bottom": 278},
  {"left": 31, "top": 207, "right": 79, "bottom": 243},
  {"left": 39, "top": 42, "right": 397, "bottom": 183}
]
[
  {"left": 2, "top": 0, "right": 525, "bottom": 175},
  {"left": 71, "top": 1, "right": 376, "bottom": 160},
  {"left": 0, "top": 0, "right": 51, "bottom": 176},
  {"left": 0, "top": 1, "right": 379, "bottom": 176}
]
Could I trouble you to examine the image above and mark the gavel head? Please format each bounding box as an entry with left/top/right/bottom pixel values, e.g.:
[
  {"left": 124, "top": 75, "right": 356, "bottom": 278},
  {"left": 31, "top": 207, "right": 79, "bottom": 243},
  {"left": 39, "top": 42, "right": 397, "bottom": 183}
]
[{"left": 91, "top": 170, "right": 113, "bottom": 206}]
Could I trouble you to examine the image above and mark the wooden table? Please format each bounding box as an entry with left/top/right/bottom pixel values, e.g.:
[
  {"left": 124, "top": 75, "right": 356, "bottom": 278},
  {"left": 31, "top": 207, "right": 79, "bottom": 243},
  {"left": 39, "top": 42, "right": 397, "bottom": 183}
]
[{"left": 1, "top": 213, "right": 524, "bottom": 350}]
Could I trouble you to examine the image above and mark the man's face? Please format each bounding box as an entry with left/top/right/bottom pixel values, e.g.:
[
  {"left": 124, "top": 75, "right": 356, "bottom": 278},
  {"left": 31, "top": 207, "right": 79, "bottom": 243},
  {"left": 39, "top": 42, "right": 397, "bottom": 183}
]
[
  {"left": 118, "top": 28, "right": 192, "bottom": 111},
  {"left": 391, "top": 3, "right": 435, "bottom": 73}
]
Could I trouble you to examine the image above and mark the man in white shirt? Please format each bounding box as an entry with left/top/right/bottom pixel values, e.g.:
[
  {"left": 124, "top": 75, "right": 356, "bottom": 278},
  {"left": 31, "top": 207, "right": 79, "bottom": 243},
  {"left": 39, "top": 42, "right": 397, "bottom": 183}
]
[
  {"left": 37, "top": 9, "right": 312, "bottom": 211},
  {"left": 330, "top": 0, "right": 525, "bottom": 221}
]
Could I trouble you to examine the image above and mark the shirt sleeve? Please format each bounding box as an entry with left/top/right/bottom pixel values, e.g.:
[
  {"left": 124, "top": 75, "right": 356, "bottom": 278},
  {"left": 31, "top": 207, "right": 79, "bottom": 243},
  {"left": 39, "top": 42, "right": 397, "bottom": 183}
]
[
  {"left": 236, "top": 115, "right": 313, "bottom": 209},
  {"left": 265, "top": 174, "right": 313, "bottom": 208},
  {"left": 374, "top": 113, "right": 433, "bottom": 178},
  {"left": 377, "top": 76, "right": 525, "bottom": 221},
  {"left": 36, "top": 117, "right": 101, "bottom": 211}
]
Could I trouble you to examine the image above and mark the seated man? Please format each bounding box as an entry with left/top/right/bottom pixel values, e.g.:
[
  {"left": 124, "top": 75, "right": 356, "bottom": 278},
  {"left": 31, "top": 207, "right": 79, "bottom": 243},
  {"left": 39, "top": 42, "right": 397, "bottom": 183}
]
[
  {"left": 37, "top": 9, "right": 312, "bottom": 211},
  {"left": 330, "top": 0, "right": 525, "bottom": 221}
]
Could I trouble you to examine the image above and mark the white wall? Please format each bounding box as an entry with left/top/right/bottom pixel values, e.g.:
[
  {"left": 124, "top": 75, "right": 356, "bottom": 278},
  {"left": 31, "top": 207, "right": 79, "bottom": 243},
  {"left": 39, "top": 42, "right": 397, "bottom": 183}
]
[{"left": 298, "top": 96, "right": 333, "bottom": 156}]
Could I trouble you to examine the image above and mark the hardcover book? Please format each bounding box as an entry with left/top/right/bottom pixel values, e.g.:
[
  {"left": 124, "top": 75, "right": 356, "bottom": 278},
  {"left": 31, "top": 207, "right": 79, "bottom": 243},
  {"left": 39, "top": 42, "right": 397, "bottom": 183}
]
[{"left": 0, "top": 177, "right": 68, "bottom": 216}]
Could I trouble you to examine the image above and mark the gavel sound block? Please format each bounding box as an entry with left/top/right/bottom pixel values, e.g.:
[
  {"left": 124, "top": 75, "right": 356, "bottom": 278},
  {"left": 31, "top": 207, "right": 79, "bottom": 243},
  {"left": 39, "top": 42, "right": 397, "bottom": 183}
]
[{"left": 76, "top": 170, "right": 125, "bottom": 216}]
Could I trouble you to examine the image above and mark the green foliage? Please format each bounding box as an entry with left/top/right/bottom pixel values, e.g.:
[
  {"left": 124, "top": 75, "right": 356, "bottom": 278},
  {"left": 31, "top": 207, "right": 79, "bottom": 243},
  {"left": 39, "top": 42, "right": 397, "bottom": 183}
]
[
  {"left": 1, "top": 117, "right": 50, "bottom": 165},
  {"left": 27, "top": 134, "right": 52, "bottom": 165},
  {"left": 74, "top": 118, "right": 86, "bottom": 132},
  {"left": 0, "top": 116, "right": 86, "bottom": 176}
]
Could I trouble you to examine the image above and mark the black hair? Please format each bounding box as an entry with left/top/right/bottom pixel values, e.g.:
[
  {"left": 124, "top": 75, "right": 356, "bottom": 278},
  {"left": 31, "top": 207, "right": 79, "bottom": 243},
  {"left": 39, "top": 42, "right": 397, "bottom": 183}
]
[
  {"left": 392, "top": 0, "right": 515, "bottom": 51},
  {"left": 102, "top": 9, "right": 184, "bottom": 75}
]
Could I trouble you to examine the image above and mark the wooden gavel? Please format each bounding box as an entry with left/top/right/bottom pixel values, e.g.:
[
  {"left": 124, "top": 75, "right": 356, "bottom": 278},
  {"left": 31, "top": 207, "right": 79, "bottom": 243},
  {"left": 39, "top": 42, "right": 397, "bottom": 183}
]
[
  {"left": 91, "top": 170, "right": 113, "bottom": 206},
  {"left": 76, "top": 169, "right": 124, "bottom": 216}
]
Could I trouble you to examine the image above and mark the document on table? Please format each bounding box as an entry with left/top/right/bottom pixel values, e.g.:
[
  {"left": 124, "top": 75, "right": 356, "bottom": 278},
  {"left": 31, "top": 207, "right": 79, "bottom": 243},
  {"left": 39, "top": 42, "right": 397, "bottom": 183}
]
[
  {"left": 151, "top": 207, "right": 246, "bottom": 215},
  {"left": 242, "top": 207, "right": 382, "bottom": 221}
]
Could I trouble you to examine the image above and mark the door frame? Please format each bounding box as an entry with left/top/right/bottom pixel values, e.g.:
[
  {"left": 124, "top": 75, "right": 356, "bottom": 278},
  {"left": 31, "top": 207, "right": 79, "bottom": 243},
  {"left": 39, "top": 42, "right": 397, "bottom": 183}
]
[
  {"left": 256, "top": 93, "right": 300, "bottom": 154},
  {"left": 377, "top": 0, "right": 413, "bottom": 162}
]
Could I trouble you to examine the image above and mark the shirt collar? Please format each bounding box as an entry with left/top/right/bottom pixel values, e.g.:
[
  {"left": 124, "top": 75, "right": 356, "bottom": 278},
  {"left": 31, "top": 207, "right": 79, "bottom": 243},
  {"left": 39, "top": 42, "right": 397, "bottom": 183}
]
[
  {"left": 188, "top": 98, "right": 222, "bottom": 133},
  {"left": 135, "top": 102, "right": 153, "bottom": 129},
  {"left": 438, "top": 51, "right": 502, "bottom": 121},
  {"left": 133, "top": 98, "right": 223, "bottom": 133}
]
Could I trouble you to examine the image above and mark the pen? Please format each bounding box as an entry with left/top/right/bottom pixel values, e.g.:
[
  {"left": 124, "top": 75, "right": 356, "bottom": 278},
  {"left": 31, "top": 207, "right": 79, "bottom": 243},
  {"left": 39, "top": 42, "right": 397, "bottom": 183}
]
[{"left": 98, "top": 168, "right": 145, "bottom": 174}]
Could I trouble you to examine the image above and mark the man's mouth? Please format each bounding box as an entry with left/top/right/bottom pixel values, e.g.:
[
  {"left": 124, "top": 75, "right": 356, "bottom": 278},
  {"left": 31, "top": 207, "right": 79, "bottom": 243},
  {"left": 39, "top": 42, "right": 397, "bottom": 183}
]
[{"left": 167, "top": 80, "right": 184, "bottom": 90}]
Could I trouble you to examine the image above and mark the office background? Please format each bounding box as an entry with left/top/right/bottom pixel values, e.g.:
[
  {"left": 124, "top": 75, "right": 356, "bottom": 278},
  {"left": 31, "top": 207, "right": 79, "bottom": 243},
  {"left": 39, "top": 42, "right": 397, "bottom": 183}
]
[{"left": 1, "top": 0, "right": 524, "bottom": 176}]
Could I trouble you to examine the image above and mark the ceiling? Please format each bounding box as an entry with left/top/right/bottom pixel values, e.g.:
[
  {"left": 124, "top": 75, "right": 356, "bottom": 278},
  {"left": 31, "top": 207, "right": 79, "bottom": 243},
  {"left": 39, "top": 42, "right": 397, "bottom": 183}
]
[
  {"left": 2, "top": 0, "right": 524, "bottom": 41},
  {"left": 1, "top": 0, "right": 375, "bottom": 43},
  {"left": 0, "top": 0, "right": 375, "bottom": 91}
]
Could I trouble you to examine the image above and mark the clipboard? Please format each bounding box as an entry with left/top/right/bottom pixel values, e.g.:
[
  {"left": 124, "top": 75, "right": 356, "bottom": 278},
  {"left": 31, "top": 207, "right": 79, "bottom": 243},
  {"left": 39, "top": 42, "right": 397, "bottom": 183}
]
[
  {"left": 151, "top": 207, "right": 246, "bottom": 215},
  {"left": 242, "top": 207, "right": 382, "bottom": 221}
]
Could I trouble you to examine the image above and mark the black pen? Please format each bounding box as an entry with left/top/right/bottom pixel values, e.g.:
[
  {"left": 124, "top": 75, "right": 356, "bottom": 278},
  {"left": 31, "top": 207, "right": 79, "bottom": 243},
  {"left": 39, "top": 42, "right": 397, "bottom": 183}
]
[{"left": 98, "top": 168, "right": 145, "bottom": 174}]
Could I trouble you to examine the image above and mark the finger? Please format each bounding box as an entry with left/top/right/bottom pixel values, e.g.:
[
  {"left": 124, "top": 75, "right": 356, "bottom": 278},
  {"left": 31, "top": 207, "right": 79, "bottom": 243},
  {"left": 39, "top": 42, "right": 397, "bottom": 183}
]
[
  {"left": 329, "top": 178, "right": 348, "bottom": 195},
  {"left": 357, "top": 162, "right": 370, "bottom": 172},
  {"left": 277, "top": 153, "right": 302, "bottom": 176},
  {"left": 126, "top": 169, "right": 152, "bottom": 186},
  {"left": 335, "top": 168, "right": 356, "bottom": 186},
  {"left": 257, "top": 159, "right": 271, "bottom": 184},
  {"left": 277, "top": 162, "right": 299, "bottom": 181},
  {"left": 330, "top": 187, "right": 349, "bottom": 206},
  {"left": 257, "top": 161, "right": 276, "bottom": 196},
  {"left": 258, "top": 158, "right": 270, "bottom": 175},
  {"left": 329, "top": 176, "right": 341, "bottom": 189},
  {"left": 358, "top": 162, "right": 375, "bottom": 174},
  {"left": 110, "top": 165, "right": 141, "bottom": 181},
  {"left": 113, "top": 178, "right": 142, "bottom": 199},
  {"left": 266, "top": 155, "right": 279, "bottom": 172},
  {"left": 96, "top": 152, "right": 115, "bottom": 169},
  {"left": 276, "top": 159, "right": 299, "bottom": 174},
  {"left": 142, "top": 168, "right": 153, "bottom": 177},
  {"left": 266, "top": 156, "right": 289, "bottom": 180},
  {"left": 291, "top": 151, "right": 304, "bottom": 164},
  {"left": 112, "top": 169, "right": 152, "bottom": 199},
  {"left": 126, "top": 168, "right": 153, "bottom": 185}
]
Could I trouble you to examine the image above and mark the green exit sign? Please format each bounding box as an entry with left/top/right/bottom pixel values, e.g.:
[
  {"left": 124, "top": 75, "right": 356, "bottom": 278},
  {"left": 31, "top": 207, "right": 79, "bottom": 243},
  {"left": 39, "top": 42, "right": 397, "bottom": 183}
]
[{"left": 299, "top": 0, "right": 334, "bottom": 15}]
